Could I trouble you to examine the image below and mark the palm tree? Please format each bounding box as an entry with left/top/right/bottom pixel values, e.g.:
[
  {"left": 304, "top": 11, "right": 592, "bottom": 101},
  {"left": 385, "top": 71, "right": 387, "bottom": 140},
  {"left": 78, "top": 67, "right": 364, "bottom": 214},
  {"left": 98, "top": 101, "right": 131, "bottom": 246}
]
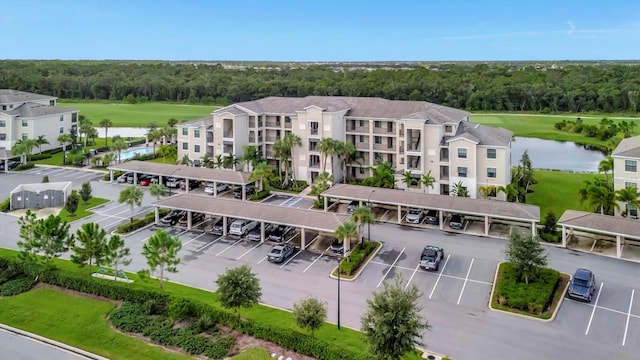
[
  {"left": 421, "top": 170, "right": 436, "bottom": 193},
  {"left": 451, "top": 180, "right": 469, "bottom": 197},
  {"left": 149, "top": 183, "right": 166, "bottom": 201},
  {"left": 35, "top": 135, "right": 49, "bottom": 154},
  {"left": 339, "top": 141, "right": 359, "bottom": 183},
  {"left": 180, "top": 154, "right": 192, "bottom": 166},
  {"left": 364, "top": 160, "right": 396, "bottom": 189},
  {"left": 401, "top": 170, "right": 414, "bottom": 189},
  {"left": 200, "top": 153, "right": 213, "bottom": 168},
  {"left": 213, "top": 154, "right": 224, "bottom": 169},
  {"left": 118, "top": 185, "right": 144, "bottom": 223},
  {"left": 102, "top": 152, "right": 115, "bottom": 166},
  {"left": 478, "top": 185, "right": 497, "bottom": 199},
  {"left": 58, "top": 133, "right": 73, "bottom": 165},
  {"left": 79, "top": 118, "right": 94, "bottom": 149},
  {"left": 157, "top": 144, "right": 176, "bottom": 163},
  {"left": 223, "top": 153, "right": 240, "bottom": 170},
  {"left": 272, "top": 138, "right": 287, "bottom": 179},
  {"left": 146, "top": 128, "right": 162, "bottom": 154},
  {"left": 99, "top": 118, "right": 113, "bottom": 147},
  {"left": 598, "top": 156, "right": 614, "bottom": 185},
  {"left": 335, "top": 220, "right": 358, "bottom": 256},
  {"left": 110, "top": 136, "right": 128, "bottom": 164},
  {"left": 615, "top": 186, "right": 640, "bottom": 218},
  {"left": 351, "top": 206, "right": 375, "bottom": 244},
  {"left": 282, "top": 133, "right": 302, "bottom": 185},
  {"left": 579, "top": 178, "right": 618, "bottom": 215},
  {"left": 498, "top": 183, "right": 519, "bottom": 202},
  {"left": 167, "top": 118, "right": 178, "bottom": 127},
  {"left": 318, "top": 138, "right": 338, "bottom": 173},
  {"left": 90, "top": 155, "right": 102, "bottom": 168},
  {"left": 248, "top": 161, "right": 274, "bottom": 192},
  {"left": 242, "top": 145, "right": 261, "bottom": 172},
  {"left": 310, "top": 171, "right": 334, "bottom": 203},
  {"left": 161, "top": 126, "right": 177, "bottom": 145},
  {"left": 11, "top": 140, "right": 29, "bottom": 164}
]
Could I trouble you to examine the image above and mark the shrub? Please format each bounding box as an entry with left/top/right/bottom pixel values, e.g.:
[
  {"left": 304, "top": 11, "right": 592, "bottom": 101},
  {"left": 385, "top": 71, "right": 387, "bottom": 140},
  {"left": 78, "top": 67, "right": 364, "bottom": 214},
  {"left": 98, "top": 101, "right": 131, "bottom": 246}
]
[
  {"left": 495, "top": 262, "right": 559, "bottom": 314},
  {"left": 204, "top": 336, "right": 235, "bottom": 359},
  {"left": 168, "top": 297, "right": 196, "bottom": 320},
  {"left": 146, "top": 318, "right": 180, "bottom": 346},
  {"left": 251, "top": 189, "right": 270, "bottom": 201},
  {"left": 14, "top": 162, "right": 35, "bottom": 171},
  {"left": 116, "top": 210, "right": 167, "bottom": 234},
  {"left": 142, "top": 299, "right": 166, "bottom": 315},
  {"left": 41, "top": 175, "right": 49, "bottom": 183},
  {"left": 0, "top": 276, "right": 37, "bottom": 296},
  {"left": 176, "top": 332, "right": 214, "bottom": 355},
  {"left": 0, "top": 198, "right": 10, "bottom": 212},
  {"left": 31, "top": 153, "right": 52, "bottom": 161},
  {"left": 109, "top": 302, "right": 150, "bottom": 333},
  {"left": 340, "top": 242, "right": 377, "bottom": 276}
]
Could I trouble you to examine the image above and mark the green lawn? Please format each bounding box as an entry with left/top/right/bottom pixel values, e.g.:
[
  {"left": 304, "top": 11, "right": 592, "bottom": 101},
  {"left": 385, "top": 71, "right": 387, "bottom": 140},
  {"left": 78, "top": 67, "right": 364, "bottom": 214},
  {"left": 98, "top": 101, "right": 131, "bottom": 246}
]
[
  {"left": 230, "top": 347, "right": 272, "bottom": 360},
  {"left": 471, "top": 113, "right": 639, "bottom": 147},
  {"left": 0, "top": 287, "right": 195, "bottom": 360},
  {"left": 59, "top": 197, "right": 110, "bottom": 222},
  {"left": 527, "top": 170, "right": 603, "bottom": 218},
  {"left": 58, "top": 101, "right": 218, "bottom": 127}
]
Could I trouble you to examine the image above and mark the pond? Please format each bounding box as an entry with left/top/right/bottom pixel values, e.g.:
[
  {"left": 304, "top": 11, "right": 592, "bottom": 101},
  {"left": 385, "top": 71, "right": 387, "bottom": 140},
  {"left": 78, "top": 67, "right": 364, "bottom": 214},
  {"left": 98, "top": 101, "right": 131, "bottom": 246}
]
[{"left": 510, "top": 137, "right": 606, "bottom": 173}]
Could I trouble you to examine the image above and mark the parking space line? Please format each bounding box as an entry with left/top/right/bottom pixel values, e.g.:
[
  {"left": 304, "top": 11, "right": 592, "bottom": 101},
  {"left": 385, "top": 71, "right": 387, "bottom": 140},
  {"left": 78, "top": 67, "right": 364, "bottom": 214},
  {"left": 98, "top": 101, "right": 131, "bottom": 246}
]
[
  {"left": 368, "top": 260, "right": 492, "bottom": 285},
  {"left": 40, "top": 168, "right": 67, "bottom": 175},
  {"left": 405, "top": 263, "right": 421, "bottom": 289},
  {"left": 303, "top": 245, "right": 331, "bottom": 273},
  {"left": 182, "top": 232, "right": 208, "bottom": 246},
  {"left": 623, "top": 289, "right": 634, "bottom": 346},
  {"left": 216, "top": 238, "right": 243, "bottom": 256},
  {"left": 236, "top": 242, "right": 262, "bottom": 260},
  {"left": 456, "top": 258, "right": 474, "bottom": 305},
  {"left": 280, "top": 249, "right": 302, "bottom": 268},
  {"left": 585, "top": 282, "right": 604, "bottom": 335},
  {"left": 429, "top": 254, "right": 450, "bottom": 299},
  {"left": 285, "top": 198, "right": 303, "bottom": 207},
  {"left": 195, "top": 235, "right": 223, "bottom": 252},
  {"left": 257, "top": 235, "right": 301, "bottom": 264},
  {"left": 376, "top": 247, "right": 405, "bottom": 288}
]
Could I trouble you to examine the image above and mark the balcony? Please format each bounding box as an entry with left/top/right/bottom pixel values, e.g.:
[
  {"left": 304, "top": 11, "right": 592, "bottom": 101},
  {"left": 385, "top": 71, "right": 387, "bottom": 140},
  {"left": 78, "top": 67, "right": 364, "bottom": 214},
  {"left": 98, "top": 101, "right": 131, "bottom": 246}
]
[
  {"left": 266, "top": 136, "right": 279, "bottom": 142},
  {"left": 356, "top": 142, "right": 369, "bottom": 150},
  {"left": 373, "top": 143, "right": 393, "bottom": 151},
  {"left": 223, "top": 130, "right": 233, "bottom": 138},
  {"left": 310, "top": 128, "right": 319, "bottom": 136}
]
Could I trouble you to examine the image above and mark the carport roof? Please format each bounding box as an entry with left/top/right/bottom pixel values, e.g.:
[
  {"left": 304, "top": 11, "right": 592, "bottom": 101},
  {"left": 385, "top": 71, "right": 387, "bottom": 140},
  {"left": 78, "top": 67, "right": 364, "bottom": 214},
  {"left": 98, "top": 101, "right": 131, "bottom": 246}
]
[
  {"left": 108, "top": 161, "right": 251, "bottom": 185},
  {"left": 558, "top": 210, "right": 640, "bottom": 240},
  {"left": 154, "top": 194, "right": 351, "bottom": 233},
  {"left": 322, "top": 184, "right": 540, "bottom": 222}
]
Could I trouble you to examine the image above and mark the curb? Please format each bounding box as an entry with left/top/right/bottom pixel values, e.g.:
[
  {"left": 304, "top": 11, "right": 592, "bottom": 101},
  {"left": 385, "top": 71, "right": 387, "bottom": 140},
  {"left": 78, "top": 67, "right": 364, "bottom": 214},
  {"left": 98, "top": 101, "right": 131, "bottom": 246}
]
[
  {"left": 328, "top": 241, "right": 383, "bottom": 282},
  {"left": 0, "top": 323, "right": 110, "bottom": 360}
]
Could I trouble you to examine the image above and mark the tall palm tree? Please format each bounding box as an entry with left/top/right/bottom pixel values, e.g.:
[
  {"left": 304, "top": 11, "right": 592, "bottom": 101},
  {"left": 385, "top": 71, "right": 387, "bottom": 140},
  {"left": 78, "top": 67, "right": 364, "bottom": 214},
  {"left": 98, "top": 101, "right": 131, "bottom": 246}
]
[
  {"left": 242, "top": 145, "right": 260, "bottom": 172},
  {"left": 615, "top": 186, "right": 640, "bottom": 218},
  {"left": 118, "top": 185, "right": 144, "bottom": 223},
  {"left": 351, "top": 206, "right": 375, "bottom": 244},
  {"left": 146, "top": 128, "right": 162, "bottom": 154},
  {"left": 478, "top": 185, "right": 497, "bottom": 199},
  {"left": 318, "top": 138, "right": 338, "bottom": 173},
  {"left": 79, "top": 118, "right": 94, "bottom": 149},
  {"left": 35, "top": 135, "right": 49, "bottom": 154},
  {"left": 99, "top": 118, "right": 113, "bottom": 147},
  {"left": 272, "top": 138, "right": 287, "bottom": 179},
  {"left": 310, "top": 171, "right": 334, "bottom": 203},
  {"left": 598, "top": 156, "right": 614, "bottom": 185},
  {"left": 421, "top": 170, "right": 436, "bottom": 193},
  {"left": 339, "top": 141, "right": 359, "bottom": 183},
  {"left": 248, "top": 161, "right": 274, "bottom": 192},
  {"left": 282, "top": 133, "right": 302, "bottom": 185},
  {"left": 58, "top": 133, "right": 73, "bottom": 165},
  {"left": 335, "top": 220, "right": 358, "bottom": 256},
  {"left": 11, "top": 140, "right": 29, "bottom": 164},
  {"left": 579, "top": 178, "right": 618, "bottom": 215},
  {"left": 401, "top": 170, "right": 414, "bottom": 189},
  {"left": 167, "top": 118, "right": 178, "bottom": 127},
  {"left": 157, "top": 144, "right": 176, "bottom": 163},
  {"left": 223, "top": 153, "right": 240, "bottom": 170},
  {"left": 102, "top": 152, "right": 115, "bottom": 166},
  {"left": 149, "top": 183, "right": 166, "bottom": 201},
  {"left": 110, "top": 136, "right": 128, "bottom": 164},
  {"left": 213, "top": 154, "right": 224, "bottom": 169}
]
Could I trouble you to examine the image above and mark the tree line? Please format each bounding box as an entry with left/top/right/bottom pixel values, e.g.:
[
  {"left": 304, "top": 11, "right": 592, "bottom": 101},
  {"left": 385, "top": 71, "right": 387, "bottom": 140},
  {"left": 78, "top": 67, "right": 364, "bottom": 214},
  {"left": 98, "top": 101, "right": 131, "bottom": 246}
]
[{"left": 1, "top": 60, "right": 639, "bottom": 113}]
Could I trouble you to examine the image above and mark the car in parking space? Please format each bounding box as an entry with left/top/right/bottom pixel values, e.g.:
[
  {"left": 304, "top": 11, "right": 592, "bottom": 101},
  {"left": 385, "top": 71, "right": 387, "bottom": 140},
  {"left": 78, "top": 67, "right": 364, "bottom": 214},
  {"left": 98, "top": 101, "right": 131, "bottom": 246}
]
[
  {"left": 180, "top": 179, "right": 200, "bottom": 191},
  {"left": 204, "top": 182, "right": 229, "bottom": 195},
  {"left": 329, "top": 238, "right": 344, "bottom": 254},
  {"left": 247, "top": 227, "right": 263, "bottom": 241},
  {"left": 160, "top": 210, "right": 186, "bottom": 226},
  {"left": 165, "top": 177, "right": 182, "bottom": 188},
  {"left": 211, "top": 217, "right": 235, "bottom": 235},
  {"left": 138, "top": 175, "right": 152, "bottom": 186},
  {"left": 268, "top": 224, "right": 294, "bottom": 242},
  {"left": 0, "top": 160, "right": 20, "bottom": 171},
  {"left": 233, "top": 187, "right": 256, "bottom": 199},
  {"left": 346, "top": 200, "right": 359, "bottom": 214},
  {"left": 419, "top": 245, "right": 444, "bottom": 271},
  {"left": 568, "top": 268, "right": 597, "bottom": 302},
  {"left": 406, "top": 207, "right": 424, "bottom": 224},
  {"left": 149, "top": 176, "right": 160, "bottom": 184},
  {"left": 425, "top": 210, "right": 439, "bottom": 225},
  {"left": 117, "top": 172, "right": 134, "bottom": 183},
  {"left": 229, "top": 219, "right": 258, "bottom": 236},
  {"left": 268, "top": 244, "right": 295, "bottom": 263},
  {"left": 449, "top": 214, "right": 465, "bottom": 229},
  {"left": 178, "top": 212, "right": 206, "bottom": 226}
]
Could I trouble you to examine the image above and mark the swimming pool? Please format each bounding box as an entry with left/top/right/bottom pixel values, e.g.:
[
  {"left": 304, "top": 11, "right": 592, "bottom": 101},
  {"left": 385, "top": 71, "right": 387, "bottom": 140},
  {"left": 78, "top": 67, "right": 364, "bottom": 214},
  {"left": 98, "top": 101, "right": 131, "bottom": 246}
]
[{"left": 120, "top": 147, "right": 154, "bottom": 160}]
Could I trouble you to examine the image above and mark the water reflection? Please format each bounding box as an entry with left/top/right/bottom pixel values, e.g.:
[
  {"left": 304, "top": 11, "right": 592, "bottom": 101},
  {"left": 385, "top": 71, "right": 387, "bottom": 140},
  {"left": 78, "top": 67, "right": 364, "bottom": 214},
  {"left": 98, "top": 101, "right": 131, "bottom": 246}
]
[{"left": 510, "top": 137, "right": 606, "bottom": 172}]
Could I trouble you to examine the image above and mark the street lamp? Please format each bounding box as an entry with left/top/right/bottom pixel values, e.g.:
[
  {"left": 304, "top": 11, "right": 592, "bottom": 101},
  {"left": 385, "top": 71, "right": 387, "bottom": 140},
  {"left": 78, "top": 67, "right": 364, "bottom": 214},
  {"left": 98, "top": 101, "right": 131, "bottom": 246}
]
[
  {"left": 367, "top": 190, "right": 375, "bottom": 241},
  {"left": 337, "top": 254, "right": 342, "bottom": 330}
]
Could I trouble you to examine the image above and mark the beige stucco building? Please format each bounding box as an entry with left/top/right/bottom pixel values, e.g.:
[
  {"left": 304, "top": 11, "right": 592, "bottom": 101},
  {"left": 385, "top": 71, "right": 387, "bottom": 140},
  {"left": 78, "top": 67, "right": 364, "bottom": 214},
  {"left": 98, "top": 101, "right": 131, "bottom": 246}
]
[
  {"left": 177, "top": 96, "right": 513, "bottom": 200},
  {"left": 0, "top": 89, "right": 79, "bottom": 153},
  {"left": 612, "top": 135, "right": 640, "bottom": 218}
]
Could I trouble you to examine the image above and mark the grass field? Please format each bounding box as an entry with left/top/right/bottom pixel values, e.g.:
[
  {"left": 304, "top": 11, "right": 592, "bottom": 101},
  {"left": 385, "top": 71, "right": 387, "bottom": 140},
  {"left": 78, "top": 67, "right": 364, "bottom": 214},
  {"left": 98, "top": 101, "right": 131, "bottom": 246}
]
[
  {"left": 58, "top": 197, "right": 110, "bottom": 222},
  {"left": 471, "top": 113, "right": 640, "bottom": 147},
  {"left": 527, "top": 170, "right": 603, "bottom": 218},
  {"left": 0, "top": 287, "right": 195, "bottom": 360},
  {"left": 58, "top": 101, "right": 219, "bottom": 128}
]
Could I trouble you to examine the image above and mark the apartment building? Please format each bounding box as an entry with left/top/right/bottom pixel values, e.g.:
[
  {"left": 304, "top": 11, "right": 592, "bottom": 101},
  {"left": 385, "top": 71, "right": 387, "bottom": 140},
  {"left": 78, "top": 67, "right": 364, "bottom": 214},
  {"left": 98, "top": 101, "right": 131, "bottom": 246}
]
[
  {"left": 612, "top": 135, "right": 640, "bottom": 218},
  {"left": 176, "top": 116, "right": 211, "bottom": 165},
  {"left": 0, "top": 89, "right": 79, "bottom": 152},
  {"left": 177, "top": 96, "right": 512, "bottom": 200}
]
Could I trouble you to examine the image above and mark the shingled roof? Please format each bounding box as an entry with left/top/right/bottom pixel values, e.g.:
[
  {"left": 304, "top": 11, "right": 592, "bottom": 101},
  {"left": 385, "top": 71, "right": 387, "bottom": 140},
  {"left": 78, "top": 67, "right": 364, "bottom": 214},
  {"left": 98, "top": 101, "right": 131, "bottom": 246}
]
[
  {"left": 108, "top": 160, "right": 251, "bottom": 184},
  {"left": 3, "top": 102, "right": 75, "bottom": 118},
  {"left": 0, "top": 89, "right": 55, "bottom": 104},
  {"left": 558, "top": 210, "right": 640, "bottom": 239},
  {"left": 178, "top": 116, "right": 211, "bottom": 127},
  {"left": 446, "top": 122, "right": 513, "bottom": 147},
  {"left": 612, "top": 135, "right": 640, "bottom": 158}
]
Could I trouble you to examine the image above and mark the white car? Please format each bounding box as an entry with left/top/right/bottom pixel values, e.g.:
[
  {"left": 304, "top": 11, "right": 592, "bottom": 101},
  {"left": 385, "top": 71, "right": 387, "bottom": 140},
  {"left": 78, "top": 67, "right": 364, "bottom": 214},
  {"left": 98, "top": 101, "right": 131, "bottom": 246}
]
[
  {"left": 406, "top": 207, "right": 424, "bottom": 224},
  {"left": 165, "top": 177, "right": 182, "bottom": 188},
  {"left": 204, "top": 182, "right": 229, "bottom": 195},
  {"left": 229, "top": 219, "right": 258, "bottom": 236}
]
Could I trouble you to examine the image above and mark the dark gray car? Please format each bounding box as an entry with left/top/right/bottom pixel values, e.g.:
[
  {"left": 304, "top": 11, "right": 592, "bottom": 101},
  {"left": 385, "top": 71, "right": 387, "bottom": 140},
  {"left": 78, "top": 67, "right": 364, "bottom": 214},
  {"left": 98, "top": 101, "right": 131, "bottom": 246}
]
[
  {"left": 568, "top": 268, "right": 596, "bottom": 302},
  {"left": 268, "top": 244, "right": 294, "bottom": 263}
]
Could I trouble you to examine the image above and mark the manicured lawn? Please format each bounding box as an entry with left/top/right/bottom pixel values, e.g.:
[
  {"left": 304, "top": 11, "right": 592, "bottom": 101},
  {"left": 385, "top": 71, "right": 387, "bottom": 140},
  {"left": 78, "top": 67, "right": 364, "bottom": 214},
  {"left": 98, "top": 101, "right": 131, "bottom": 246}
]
[
  {"left": 526, "top": 170, "right": 602, "bottom": 218},
  {"left": 58, "top": 101, "right": 218, "bottom": 127},
  {"left": 59, "top": 197, "right": 110, "bottom": 222},
  {"left": 471, "top": 113, "right": 639, "bottom": 147},
  {"left": 230, "top": 347, "right": 272, "bottom": 360},
  {"left": 0, "top": 287, "right": 195, "bottom": 360},
  {"left": 149, "top": 155, "right": 177, "bottom": 164}
]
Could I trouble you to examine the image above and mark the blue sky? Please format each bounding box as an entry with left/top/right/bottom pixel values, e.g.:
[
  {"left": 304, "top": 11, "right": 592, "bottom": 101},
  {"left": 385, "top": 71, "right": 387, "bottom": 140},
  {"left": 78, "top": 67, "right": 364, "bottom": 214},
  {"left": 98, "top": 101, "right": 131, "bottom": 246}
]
[{"left": 1, "top": 0, "right": 639, "bottom": 61}]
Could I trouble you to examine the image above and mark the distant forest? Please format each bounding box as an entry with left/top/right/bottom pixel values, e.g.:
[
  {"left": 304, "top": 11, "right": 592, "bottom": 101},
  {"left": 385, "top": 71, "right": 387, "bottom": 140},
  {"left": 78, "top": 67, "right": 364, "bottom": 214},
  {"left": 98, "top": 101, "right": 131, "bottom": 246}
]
[{"left": 0, "top": 60, "right": 638, "bottom": 113}]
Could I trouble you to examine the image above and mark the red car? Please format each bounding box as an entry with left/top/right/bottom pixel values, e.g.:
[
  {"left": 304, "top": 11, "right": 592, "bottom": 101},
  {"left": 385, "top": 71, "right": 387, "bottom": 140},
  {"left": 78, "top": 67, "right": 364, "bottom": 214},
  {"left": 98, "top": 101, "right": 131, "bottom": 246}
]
[{"left": 138, "top": 177, "right": 151, "bottom": 186}]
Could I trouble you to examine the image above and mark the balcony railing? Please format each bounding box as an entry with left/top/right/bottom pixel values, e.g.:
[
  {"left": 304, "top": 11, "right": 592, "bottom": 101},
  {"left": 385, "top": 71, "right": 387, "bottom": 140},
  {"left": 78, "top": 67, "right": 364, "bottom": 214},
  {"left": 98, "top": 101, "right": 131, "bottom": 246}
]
[
  {"left": 310, "top": 128, "right": 319, "bottom": 135},
  {"left": 407, "top": 143, "right": 420, "bottom": 151},
  {"left": 223, "top": 130, "right": 233, "bottom": 138}
]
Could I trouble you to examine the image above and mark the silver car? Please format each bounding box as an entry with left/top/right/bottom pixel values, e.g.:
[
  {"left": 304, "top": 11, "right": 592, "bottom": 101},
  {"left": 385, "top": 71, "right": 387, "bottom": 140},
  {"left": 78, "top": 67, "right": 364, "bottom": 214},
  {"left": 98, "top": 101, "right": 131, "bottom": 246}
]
[
  {"left": 268, "top": 244, "right": 294, "bottom": 263},
  {"left": 406, "top": 207, "right": 424, "bottom": 224},
  {"left": 419, "top": 245, "right": 444, "bottom": 271}
]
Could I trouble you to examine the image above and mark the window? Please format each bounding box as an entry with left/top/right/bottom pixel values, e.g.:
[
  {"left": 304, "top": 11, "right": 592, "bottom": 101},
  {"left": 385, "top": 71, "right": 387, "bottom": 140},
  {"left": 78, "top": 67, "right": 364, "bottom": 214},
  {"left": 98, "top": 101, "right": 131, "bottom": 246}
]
[
  {"left": 0, "top": 134, "right": 5, "bottom": 140},
  {"left": 59, "top": 127, "right": 64, "bottom": 134},
  {"left": 22, "top": 120, "right": 28, "bottom": 127},
  {"left": 487, "top": 167, "right": 497, "bottom": 178},
  {"left": 359, "top": 167, "right": 365, "bottom": 174},
  {"left": 487, "top": 148, "right": 496, "bottom": 159},
  {"left": 22, "top": 133, "right": 28, "bottom": 140},
  {"left": 625, "top": 182, "right": 637, "bottom": 189},
  {"left": 359, "top": 120, "right": 364, "bottom": 127},
  {"left": 310, "top": 121, "right": 319, "bottom": 135},
  {"left": 182, "top": 128, "right": 188, "bottom": 136},
  {"left": 374, "top": 136, "right": 382, "bottom": 144},
  {"left": 194, "top": 130, "right": 200, "bottom": 138},
  {"left": 457, "top": 148, "right": 467, "bottom": 159},
  {"left": 629, "top": 204, "right": 638, "bottom": 218},
  {"left": 1, "top": 105, "right": 5, "bottom": 110},
  {"left": 359, "top": 135, "right": 365, "bottom": 143},
  {"left": 50, "top": 100, "right": 55, "bottom": 106},
  {"left": 0, "top": 120, "right": 5, "bottom": 127},
  {"left": 194, "top": 145, "right": 200, "bottom": 153},
  {"left": 59, "top": 115, "right": 64, "bottom": 122},
  {"left": 625, "top": 160, "right": 637, "bottom": 172},
  {"left": 375, "top": 121, "right": 382, "bottom": 128},
  {"left": 71, "top": 113, "right": 77, "bottom": 123},
  {"left": 457, "top": 166, "right": 467, "bottom": 177},
  {"left": 445, "top": 125, "right": 453, "bottom": 133},
  {"left": 182, "top": 142, "right": 188, "bottom": 150},
  {"left": 309, "top": 139, "right": 318, "bottom": 151}
]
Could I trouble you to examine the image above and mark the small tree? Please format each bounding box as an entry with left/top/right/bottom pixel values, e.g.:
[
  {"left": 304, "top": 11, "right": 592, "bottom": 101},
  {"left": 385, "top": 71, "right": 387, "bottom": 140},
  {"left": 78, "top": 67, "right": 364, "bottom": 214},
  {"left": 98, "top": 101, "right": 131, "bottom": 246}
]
[
  {"left": 104, "top": 235, "right": 131, "bottom": 280},
  {"left": 216, "top": 265, "right": 262, "bottom": 320},
  {"left": 32, "top": 214, "right": 75, "bottom": 269},
  {"left": 71, "top": 222, "right": 107, "bottom": 275},
  {"left": 140, "top": 229, "right": 182, "bottom": 289},
  {"left": 292, "top": 297, "right": 327, "bottom": 336},
  {"left": 542, "top": 210, "right": 558, "bottom": 235},
  {"left": 41, "top": 175, "right": 49, "bottom": 183},
  {"left": 17, "top": 210, "right": 40, "bottom": 269},
  {"left": 335, "top": 219, "right": 358, "bottom": 256},
  {"left": 351, "top": 206, "right": 375, "bottom": 244},
  {"left": 65, "top": 190, "right": 80, "bottom": 216},
  {"left": 119, "top": 185, "right": 144, "bottom": 223},
  {"left": 504, "top": 231, "right": 548, "bottom": 284},
  {"left": 361, "top": 274, "right": 431, "bottom": 360},
  {"left": 149, "top": 183, "right": 166, "bottom": 200},
  {"left": 79, "top": 181, "right": 92, "bottom": 204}
]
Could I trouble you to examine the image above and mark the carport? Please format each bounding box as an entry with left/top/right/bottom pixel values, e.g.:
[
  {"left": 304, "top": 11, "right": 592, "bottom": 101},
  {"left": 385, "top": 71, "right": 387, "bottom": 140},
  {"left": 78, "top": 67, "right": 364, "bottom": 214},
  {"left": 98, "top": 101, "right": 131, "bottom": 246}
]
[
  {"left": 107, "top": 160, "right": 253, "bottom": 199},
  {"left": 558, "top": 210, "right": 640, "bottom": 258},
  {"left": 322, "top": 184, "right": 540, "bottom": 236},
  {"left": 0, "top": 149, "right": 18, "bottom": 172},
  {"left": 152, "top": 194, "right": 350, "bottom": 249}
]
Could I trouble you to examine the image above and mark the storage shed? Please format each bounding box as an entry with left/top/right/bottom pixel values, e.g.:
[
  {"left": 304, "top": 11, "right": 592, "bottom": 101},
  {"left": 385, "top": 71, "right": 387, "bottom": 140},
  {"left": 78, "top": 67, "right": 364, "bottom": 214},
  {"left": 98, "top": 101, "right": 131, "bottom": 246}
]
[{"left": 10, "top": 182, "right": 71, "bottom": 210}]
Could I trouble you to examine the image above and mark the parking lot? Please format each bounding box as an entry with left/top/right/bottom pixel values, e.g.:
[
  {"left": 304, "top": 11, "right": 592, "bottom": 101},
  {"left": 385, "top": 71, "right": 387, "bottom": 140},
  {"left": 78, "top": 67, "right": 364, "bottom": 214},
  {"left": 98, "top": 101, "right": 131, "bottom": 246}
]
[{"left": 260, "top": 194, "right": 315, "bottom": 209}]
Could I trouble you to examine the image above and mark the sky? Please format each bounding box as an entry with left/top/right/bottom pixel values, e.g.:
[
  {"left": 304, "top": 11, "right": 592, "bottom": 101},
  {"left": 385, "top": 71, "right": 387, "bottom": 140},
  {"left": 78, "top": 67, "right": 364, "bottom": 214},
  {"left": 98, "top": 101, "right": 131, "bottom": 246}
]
[{"left": 1, "top": 0, "right": 639, "bottom": 61}]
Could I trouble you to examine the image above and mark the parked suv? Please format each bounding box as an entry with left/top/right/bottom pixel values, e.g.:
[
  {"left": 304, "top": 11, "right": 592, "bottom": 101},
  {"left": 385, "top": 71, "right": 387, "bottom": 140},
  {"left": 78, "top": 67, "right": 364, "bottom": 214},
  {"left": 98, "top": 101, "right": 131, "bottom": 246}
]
[
  {"left": 568, "top": 268, "right": 597, "bottom": 302},
  {"left": 419, "top": 245, "right": 444, "bottom": 271},
  {"left": 406, "top": 208, "right": 424, "bottom": 224},
  {"left": 160, "top": 210, "right": 186, "bottom": 226},
  {"left": 229, "top": 219, "right": 258, "bottom": 236},
  {"left": 204, "top": 182, "right": 229, "bottom": 195},
  {"left": 165, "top": 177, "right": 182, "bottom": 188},
  {"left": 425, "top": 210, "right": 439, "bottom": 225},
  {"left": 449, "top": 214, "right": 465, "bottom": 229},
  {"left": 0, "top": 160, "right": 20, "bottom": 171},
  {"left": 117, "top": 172, "right": 134, "bottom": 183},
  {"left": 268, "top": 225, "right": 294, "bottom": 242},
  {"left": 211, "top": 217, "right": 235, "bottom": 235}
]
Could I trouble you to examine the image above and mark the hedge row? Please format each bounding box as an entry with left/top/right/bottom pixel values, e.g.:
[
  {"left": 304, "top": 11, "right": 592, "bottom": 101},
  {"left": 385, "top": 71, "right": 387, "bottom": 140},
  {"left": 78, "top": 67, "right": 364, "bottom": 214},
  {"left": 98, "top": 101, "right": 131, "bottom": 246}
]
[
  {"left": 117, "top": 209, "right": 168, "bottom": 234},
  {"left": 14, "top": 162, "right": 35, "bottom": 171},
  {"left": 495, "top": 262, "right": 560, "bottom": 314},
  {"left": 0, "top": 198, "right": 10, "bottom": 212},
  {"left": 30, "top": 153, "right": 53, "bottom": 161},
  {"left": 250, "top": 189, "right": 270, "bottom": 201},
  {"left": 340, "top": 242, "right": 377, "bottom": 276}
]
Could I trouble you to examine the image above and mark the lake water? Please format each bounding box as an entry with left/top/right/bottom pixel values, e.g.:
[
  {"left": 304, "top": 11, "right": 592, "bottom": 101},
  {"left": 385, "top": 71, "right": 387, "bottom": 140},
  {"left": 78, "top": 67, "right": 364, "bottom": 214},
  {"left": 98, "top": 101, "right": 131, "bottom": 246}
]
[
  {"left": 97, "top": 127, "right": 148, "bottom": 138},
  {"left": 510, "top": 137, "right": 606, "bottom": 173}
]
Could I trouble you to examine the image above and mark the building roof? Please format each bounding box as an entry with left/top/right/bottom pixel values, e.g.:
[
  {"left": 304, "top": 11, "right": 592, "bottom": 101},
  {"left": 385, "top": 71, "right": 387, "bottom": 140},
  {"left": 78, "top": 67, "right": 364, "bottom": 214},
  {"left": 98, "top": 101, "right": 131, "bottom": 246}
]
[
  {"left": 612, "top": 135, "right": 640, "bottom": 158},
  {"left": 107, "top": 160, "right": 252, "bottom": 184},
  {"left": 0, "top": 89, "right": 56, "bottom": 104},
  {"left": 322, "top": 184, "right": 540, "bottom": 222},
  {"left": 215, "top": 96, "right": 470, "bottom": 123},
  {"left": 558, "top": 210, "right": 640, "bottom": 240},
  {"left": 446, "top": 122, "right": 513, "bottom": 147},
  {"left": 154, "top": 194, "right": 350, "bottom": 233},
  {"left": 178, "top": 116, "right": 210, "bottom": 127},
  {"left": 0, "top": 149, "right": 16, "bottom": 160},
  {"left": 3, "top": 102, "right": 75, "bottom": 118}
]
